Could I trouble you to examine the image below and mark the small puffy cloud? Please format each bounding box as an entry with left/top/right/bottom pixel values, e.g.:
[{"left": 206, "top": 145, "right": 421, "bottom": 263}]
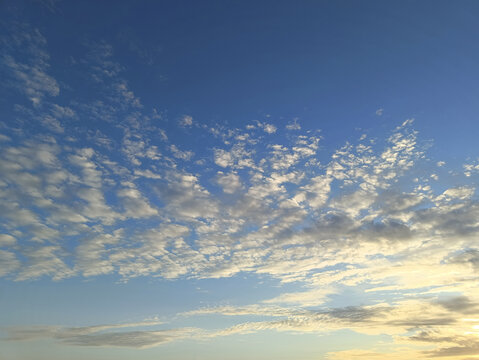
[
  {"left": 286, "top": 118, "right": 301, "bottom": 130},
  {"left": 50, "top": 104, "right": 75, "bottom": 118},
  {"left": 214, "top": 148, "right": 233, "bottom": 167},
  {"left": 0, "top": 234, "right": 16, "bottom": 246},
  {"left": 437, "top": 186, "right": 475, "bottom": 201},
  {"left": 294, "top": 175, "right": 332, "bottom": 208},
  {"left": 263, "top": 123, "right": 277, "bottom": 134},
  {"left": 15, "top": 245, "right": 74, "bottom": 281},
  {"left": 170, "top": 144, "right": 194, "bottom": 160},
  {"left": 41, "top": 115, "right": 64, "bottom": 133},
  {"left": 118, "top": 186, "right": 158, "bottom": 218},
  {"left": 216, "top": 171, "right": 242, "bottom": 194},
  {"left": 464, "top": 160, "right": 479, "bottom": 177},
  {"left": 375, "top": 108, "right": 384, "bottom": 116},
  {"left": 179, "top": 115, "right": 193, "bottom": 127},
  {"left": 114, "top": 81, "right": 142, "bottom": 108},
  {"left": 253, "top": 121, "right": 277, "bottom": 134},
  {"left": 75, "top": 232, "right": 122, "bottom": 277},
  {"left": 156, "top": 171, "right": 218, "bottom": 219},
  {"left": 134, "top": 169, "right": 162, "bottom": 179},
  {"left": 39, "top": 104, "right": 75, "bottom": 133},
  {"left": 213, "top": 144, "right": 254, "bottom": 169}
]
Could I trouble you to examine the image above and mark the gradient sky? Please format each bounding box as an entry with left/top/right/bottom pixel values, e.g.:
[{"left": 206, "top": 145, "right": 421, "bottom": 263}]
[{"left": 1, "top": 1, "right": 479, "bottom": 359}]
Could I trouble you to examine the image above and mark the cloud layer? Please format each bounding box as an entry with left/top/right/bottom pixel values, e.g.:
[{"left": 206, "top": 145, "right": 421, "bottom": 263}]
[{"left": 1, "top": 23, "right": 479, "bottom": 359}]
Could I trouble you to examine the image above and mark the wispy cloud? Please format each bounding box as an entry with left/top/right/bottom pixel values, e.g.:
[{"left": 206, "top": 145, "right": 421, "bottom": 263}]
[{"left": 5, "top": 320, "right": 197, "bottom": 349}]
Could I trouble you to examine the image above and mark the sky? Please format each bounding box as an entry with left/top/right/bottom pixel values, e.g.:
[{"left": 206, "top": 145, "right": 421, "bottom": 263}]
[{"left": 1, "top": 0, "right": 479, "bottom": 359}]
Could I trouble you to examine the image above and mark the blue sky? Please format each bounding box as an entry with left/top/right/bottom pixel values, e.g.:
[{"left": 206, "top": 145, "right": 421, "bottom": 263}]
[{"left": 1, "top": 1, "right": 479, "bottom": 359}]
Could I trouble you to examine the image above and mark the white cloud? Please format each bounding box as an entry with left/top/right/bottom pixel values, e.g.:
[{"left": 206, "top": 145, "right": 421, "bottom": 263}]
[
  {"left": 214, "top": 148, "right": 233, "bottom": 167},
  {"left": 216, "top": 171, "right": 243, "bottom": 194},
  {"left": 263, "top": 287, "right": 337, "bottom": 306},
  {"left": 170, "top": 144, "right": 194, "bottom": 160},
  {"left": 263, "top": 123, "right": 277, "bottom": 134},
  {"left": 0, "top": 234, "right": 16, "bottom": 246},
  {"left": 118, "top": 185, "right": 158, "bottom": 218},
  {"left": 436, "top": 186, "right": 475, "bottom": 201},
  {"left": 156, "top": 171, "right": 218, "bottom": 220},
  {"left": 179, "top": 115, "right": 193, "bottom": 127},
  {"left": 2, "top": 26, "right": 59, "bottom": 106},
  {"left": 16, "top": 245, "right": 74, "bottom": 281},
  {"left": 464, "top": 159, "right": 479, "bottom": 177},
  {"left": 134, "top": 169, "right": 162, "bottom": 179},
  {"left": 214, "top": 144, "right": 255, "bottom": 169},
  {"left": 75, "top": 230, "right": 123, "bottom": 277},
  {"left": 286, "top": 118, "right": 301, "bottom": 130},
  {"left": 41, "top": 114, "right": 64, "bottom": 133}
]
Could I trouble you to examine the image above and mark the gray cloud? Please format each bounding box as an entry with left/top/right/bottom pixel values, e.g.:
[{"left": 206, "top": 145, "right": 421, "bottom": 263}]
[
  {"left": 424, "top": 341, "right": 479, "bottom": 358},
  {"left": 5, "top": 321, "right": 192, "bottom": 349},
  {"left": 61, "top": 330, "right": 178, "bottom": 348},
  {"left": 447, "top": 249, "right": 479, "bottom": 269},
  {"left": 436, "top": 296, "right": 479, "bottom": 315}
]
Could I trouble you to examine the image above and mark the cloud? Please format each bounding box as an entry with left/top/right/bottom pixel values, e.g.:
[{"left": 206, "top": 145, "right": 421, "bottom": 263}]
[
  {"left": 446, "top": 249, "right": 479, "bottom": 270},
  {"left": 436, "top": 296, "right": 479, "bottom": 315},
  {"left": 180, "top": 297, "right": 467, "bottom": 345},
  {"left": 213, "top": 144, "right": 255, "bottom": 169},
  {"left": 0, "top": 234, "right": 16, "bottom": 246},
  {"left": 179, "top": 115, "right": 194, "bottom": 127},
  {"left": 155, "top": 170, "right": 218, "bottom": 220},
  {"left": 170, "top": 144, "right": 194, "bottom": 160},
  {"left": 255, "top": 121, "right": 277, "bottom": 134},
  {"left": 2, "top": 116, "right": 477, "bottom": 289},
  {"left": 263, "top": 287, "right": 337, "bottom": 306},
  {"left": 436, "top": 186, "right": 475, "bottom": 201},
  {"left": 216, "top": 171, "right": 243, "bottom": 194},
  {"left": 74, "top": 230, "right": 123, "bottom": 277},
  {"left": 326, "top": 349, "right": 424, "bottom": 360},
  {"left": 263, "top": 123, "right": 277, "bottom": 133},
  {"left": 118, "top": 185, "right": 158, "bottom": 218},
  {"left": 6, "top": 320, "right": 196, "bottom": 349},
  {"left": 2, "top": 25, "right": 59, "bottom": 106},
  {"left": 286, "top": 118, "right": 301, "bottom": 130},
  {"left": 0, "top": 250, "right": 20, "bottom": 276},
  {"left": 16, "top": 245, "right": 74, "bottom": 281},
  {"left": 60, "top": 330, "right": 182, "bottom": 348}
]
